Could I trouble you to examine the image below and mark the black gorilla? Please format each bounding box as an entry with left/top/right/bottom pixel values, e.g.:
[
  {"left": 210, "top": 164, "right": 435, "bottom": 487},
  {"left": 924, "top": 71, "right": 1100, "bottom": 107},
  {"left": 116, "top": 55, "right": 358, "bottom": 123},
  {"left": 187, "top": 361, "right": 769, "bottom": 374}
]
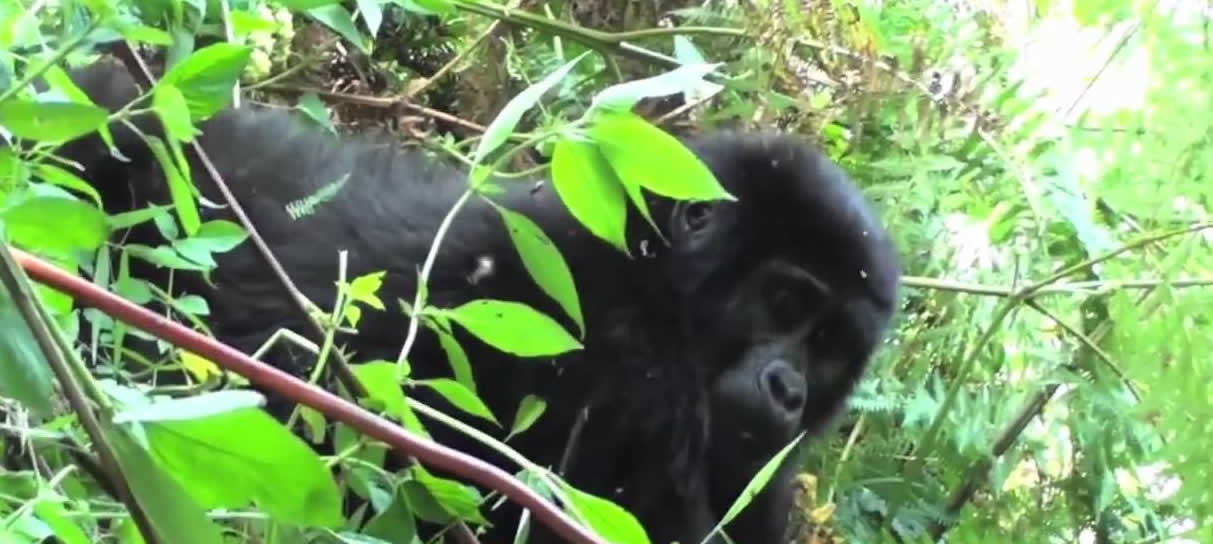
[{"left": 56, "top": 61, "right": 900, "bottom": 543}]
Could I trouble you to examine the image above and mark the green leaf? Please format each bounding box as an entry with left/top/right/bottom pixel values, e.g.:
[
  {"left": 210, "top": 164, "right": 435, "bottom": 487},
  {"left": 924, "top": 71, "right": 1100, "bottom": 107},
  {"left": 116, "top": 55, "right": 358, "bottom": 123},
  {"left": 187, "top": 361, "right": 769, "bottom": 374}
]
[
  {"left": 507, "top": 395, "right": 546, "bottom": 440},
  {"left": 107, "top": 205, "right": 173, "bottom": 230},
  {"left": 112, "top": 390, "right": 265, "bottom": 423},
  {"left": 143, "top": 136, "right": 201, "bottom": 236},
  {"left": 434, "top": 325, "right": 476, "bottom": 392},
  {"left": 102, "top": 424, "right": 226, "bottom": 544},
  {"left": 33, "top": 164, "right": 102, "bottom": 207},
  {"left": 345, "top": 270, "right": 386, "bottom": 311},
  {"left": 0, "top": 100, "right": 108, "bottom": 142},
  {"left": 410, "top": 465, "right": 488, "bottom": 525},
  {"left": 119, "top": 24, "right": 174, "bottom": 45},
  {"left": 189, "top": 220, "right": 249, "bottom": 252},
  {"left": 589, "top": 111, "right": 732, "bottom": 201},
  {"left": 351, "top": 361, "right": 407, "bottom": 416},
  {"left": 591, "top": 62, "right": 720, "bottom": 112},
  {"left": 497, "top": 205, "right": 584, "bottom": 336},
  {"left": 363, "top": 487, "right": 418, "bottom": 544},
  {"left": 306, "top": 5, "right": 369, "bottom": 54},
  {"left": 153, "top": 83, "right": 196, "bottom": 143},
  {"left": 550, "top": 137, "right": 630, "bottom": 253},
  {"left": 127, "top": 404, "right": 344, "bottom": 528},
  {"left": 32, "top": 500, "right": 90, "bottom": 544},
  {"left": 473, "top": 52, "right": 589, "bottom": 163},
  {"left": 561, "top": 484, "right": 650, "bottom": 544},
  {"left": 0, "top": 194, "right": 108, "bottom": 253},
  {"left": 441, "top": 299, "right": 581, "bottom": 357},
  {"left": 295, "top": 93, "right": 334, "bottom": 131},
  {"left": 715, "top": 432, "right": 804, "bottom": 530},
  {"left": 158, "top": 43, "right": 252, "bottom": 119},
  {"left": 351, "top": 361, "right": 430, "bottom": 438},
  {"left": 415, "top": 378, "right": 498, "bottom": 426},
  {"left": 275, "top": 0, "right": 340, "bottom": 9},
  {"left": 404, "top": 0, "right": 454, "bottom": 14},
  {"left": 0, "top": 288, "right": 55, "bottom": 417}
]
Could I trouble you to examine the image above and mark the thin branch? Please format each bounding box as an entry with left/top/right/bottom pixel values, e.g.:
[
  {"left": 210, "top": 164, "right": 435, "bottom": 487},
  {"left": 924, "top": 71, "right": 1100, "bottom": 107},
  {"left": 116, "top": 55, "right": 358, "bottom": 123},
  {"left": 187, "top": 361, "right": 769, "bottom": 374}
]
[
  {"left": 1025, "top": 299, "right": 1137, "bottom": 399},
  {"left": 901, "top": 275, "right": 1213, "bottom": 298},
  {"left": 1023, "top": 222, "right": 1213, "bottom": 294}
]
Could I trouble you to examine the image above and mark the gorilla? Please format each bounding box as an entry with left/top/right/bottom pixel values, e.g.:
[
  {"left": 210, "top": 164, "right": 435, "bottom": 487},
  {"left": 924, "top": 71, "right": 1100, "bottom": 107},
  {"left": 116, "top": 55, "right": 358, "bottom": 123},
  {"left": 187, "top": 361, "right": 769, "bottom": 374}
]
[{"left": 53, "top": 60, "right": 900, "bottom": 543}]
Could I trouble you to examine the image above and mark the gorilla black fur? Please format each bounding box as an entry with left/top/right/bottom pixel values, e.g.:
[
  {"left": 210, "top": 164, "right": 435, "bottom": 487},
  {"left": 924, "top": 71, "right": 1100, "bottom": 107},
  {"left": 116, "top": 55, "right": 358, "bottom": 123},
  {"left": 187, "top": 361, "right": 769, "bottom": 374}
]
[{"left": 57, "top": 60, "right": 900, "bottom": 543}]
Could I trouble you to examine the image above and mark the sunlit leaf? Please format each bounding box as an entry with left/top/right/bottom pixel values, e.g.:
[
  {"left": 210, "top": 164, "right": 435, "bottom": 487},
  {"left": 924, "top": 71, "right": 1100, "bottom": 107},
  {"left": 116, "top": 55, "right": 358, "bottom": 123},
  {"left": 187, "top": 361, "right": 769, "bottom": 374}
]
[
  {"left": 441, "top": 299, "right": 581, "bottom": 357},
  {"left": 414, "top": 378, "right": 499, "bottom": 426},
  {"left": 497, "top": 205, "right": 584, "bottom": 337},
  {"left": 562, "top": 484, "right": 650, "bottom": 544},
  {"left": 1, "top": 194, "right": 108, "bottom": 253},
  {"left": 589, "top": 111, "right": 731, "bottom": 201},
  {"left": 550, "top": 136, "right": 630, "bottom": 253},
  {"left": 102, "top": 424, "right": 226, "bottom": 544},
  {"left": 507, "top": 395, "right": 547, "bottom": 440},
  {"left": 0, "top": 100, "right": 108, "bottom": 141},
  {"left": 158, "top": 43, "right": 252, "bottom": 119},
  {"left": 124, "top": 404, "right": 343, "bottom": 527}
]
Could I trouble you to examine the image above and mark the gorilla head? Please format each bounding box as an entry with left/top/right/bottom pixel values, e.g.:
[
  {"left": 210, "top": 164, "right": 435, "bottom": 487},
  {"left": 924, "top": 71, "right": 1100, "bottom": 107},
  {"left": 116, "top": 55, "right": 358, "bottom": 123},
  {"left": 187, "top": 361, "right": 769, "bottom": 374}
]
[{"left": 56, "top": 61, "right": 899, "bottom": 544}]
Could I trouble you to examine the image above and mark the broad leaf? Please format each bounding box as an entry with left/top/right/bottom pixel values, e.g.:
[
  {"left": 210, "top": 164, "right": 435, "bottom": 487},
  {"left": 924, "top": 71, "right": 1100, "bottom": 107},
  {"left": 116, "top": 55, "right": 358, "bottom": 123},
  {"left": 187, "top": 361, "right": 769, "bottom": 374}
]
[
  {"left": 589, "top": 111, "right": 732, "bottom": 201},
  {"left": 126, "top": 404, "right": 344, "bottom": 528},
  {"left": 0, "top": 100, "right": 108, "bottom": 141},
  {"left": 442, "top": 299, "right": 581, "bottom": 357},
  {"left": 550, "top": 136, "right": 630, "bottom": 254},
  {"left": 102, "top": 424, "right": 226, "bottom": 544},
  {"left": 497, "top": 205, "right": 584, "bottom": 336},
  {"left": 507, "top": 395, "right": 547, "bottom": 440},
  {"left": 1, "top": 194, "right": 108, "bottom": 253},
  {"left": 414, "top": 378, "right": 498, "bottom": 426},
  {"left": 562, "top": 484, "right": 650, "bottom": 544},
  {"left": 158, "top": 43, "right": 252, "bottom": 119}
]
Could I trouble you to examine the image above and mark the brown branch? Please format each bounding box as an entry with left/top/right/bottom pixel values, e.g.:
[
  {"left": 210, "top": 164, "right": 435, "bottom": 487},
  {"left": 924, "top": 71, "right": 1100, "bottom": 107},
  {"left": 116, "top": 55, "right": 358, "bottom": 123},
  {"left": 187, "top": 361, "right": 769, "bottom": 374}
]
[{"left": 13, "top": 246, "right": 608, "bottom": 544}]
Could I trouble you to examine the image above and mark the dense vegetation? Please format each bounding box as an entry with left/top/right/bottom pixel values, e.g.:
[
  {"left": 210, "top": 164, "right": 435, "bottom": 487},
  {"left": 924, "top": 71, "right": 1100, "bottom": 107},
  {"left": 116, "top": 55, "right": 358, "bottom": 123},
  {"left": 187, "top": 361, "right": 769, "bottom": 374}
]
[{"left": 0, "top": 0, "right": 1210, "bottom": 543}]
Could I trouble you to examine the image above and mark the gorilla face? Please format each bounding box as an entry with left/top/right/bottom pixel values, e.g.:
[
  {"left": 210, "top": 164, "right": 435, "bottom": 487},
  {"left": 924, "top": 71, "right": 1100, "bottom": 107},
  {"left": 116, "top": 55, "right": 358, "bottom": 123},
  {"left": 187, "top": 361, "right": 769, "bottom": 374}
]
[{"left": 655, "top": 134, "right": 900, "bottom": 537}]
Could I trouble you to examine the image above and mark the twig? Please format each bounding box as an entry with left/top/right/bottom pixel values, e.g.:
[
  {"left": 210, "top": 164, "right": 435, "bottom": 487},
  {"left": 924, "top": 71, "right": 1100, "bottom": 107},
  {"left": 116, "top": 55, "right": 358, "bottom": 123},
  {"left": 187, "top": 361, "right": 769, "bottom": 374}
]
[
  {"left": 901, "top": 275, "right": 1213, "bottom": 298},
  {"left": 1025, "top": 299, "right": 1136, "bottom": 399}
]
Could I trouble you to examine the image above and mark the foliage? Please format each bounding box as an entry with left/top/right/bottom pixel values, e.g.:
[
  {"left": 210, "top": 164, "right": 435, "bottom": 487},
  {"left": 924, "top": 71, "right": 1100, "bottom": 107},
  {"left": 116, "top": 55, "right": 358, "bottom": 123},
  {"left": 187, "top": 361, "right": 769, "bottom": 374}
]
[{"left": 0, "top": 0, "right": 1210, "bottom": 543}]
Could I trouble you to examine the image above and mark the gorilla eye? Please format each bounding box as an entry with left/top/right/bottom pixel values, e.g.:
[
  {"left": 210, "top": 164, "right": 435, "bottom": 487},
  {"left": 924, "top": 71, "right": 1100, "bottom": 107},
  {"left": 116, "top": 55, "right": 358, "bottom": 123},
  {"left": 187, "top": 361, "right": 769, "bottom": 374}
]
[
  {"left": 681, "top": 202, "right": 715, "bottom": 233},
  {"left": 767, "top": 283, "right": 808, "bottom": 326}
]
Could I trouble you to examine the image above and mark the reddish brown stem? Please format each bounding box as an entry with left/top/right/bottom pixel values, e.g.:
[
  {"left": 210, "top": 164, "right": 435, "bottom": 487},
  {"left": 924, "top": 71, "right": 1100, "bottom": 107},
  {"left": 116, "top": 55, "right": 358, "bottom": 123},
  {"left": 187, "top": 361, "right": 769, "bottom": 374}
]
[{"left": 13, "top": 246, "right": 604, "bottom": 544}]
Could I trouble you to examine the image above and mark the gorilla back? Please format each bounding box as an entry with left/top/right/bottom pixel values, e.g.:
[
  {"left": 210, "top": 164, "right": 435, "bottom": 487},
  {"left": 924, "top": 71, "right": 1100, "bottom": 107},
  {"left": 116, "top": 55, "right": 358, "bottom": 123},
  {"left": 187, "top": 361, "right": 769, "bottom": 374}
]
[{"left": 56, "top": 61, "right": 899, "bottom": 543}]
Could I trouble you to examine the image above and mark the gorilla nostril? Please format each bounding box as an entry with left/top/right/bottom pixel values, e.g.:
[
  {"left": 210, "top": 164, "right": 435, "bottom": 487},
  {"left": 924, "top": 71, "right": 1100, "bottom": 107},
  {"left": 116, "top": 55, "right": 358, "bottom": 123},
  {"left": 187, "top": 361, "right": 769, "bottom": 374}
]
[{"left": 760, "top": 361, "right": 807, "bottom": 415}]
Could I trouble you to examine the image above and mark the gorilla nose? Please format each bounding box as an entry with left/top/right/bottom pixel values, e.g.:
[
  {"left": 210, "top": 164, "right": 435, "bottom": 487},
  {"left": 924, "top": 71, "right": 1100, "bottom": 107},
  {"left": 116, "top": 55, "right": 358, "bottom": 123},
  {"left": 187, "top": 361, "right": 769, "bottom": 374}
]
[{"left": 759, "top": 360, "right": 807, "bottom": 417}]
